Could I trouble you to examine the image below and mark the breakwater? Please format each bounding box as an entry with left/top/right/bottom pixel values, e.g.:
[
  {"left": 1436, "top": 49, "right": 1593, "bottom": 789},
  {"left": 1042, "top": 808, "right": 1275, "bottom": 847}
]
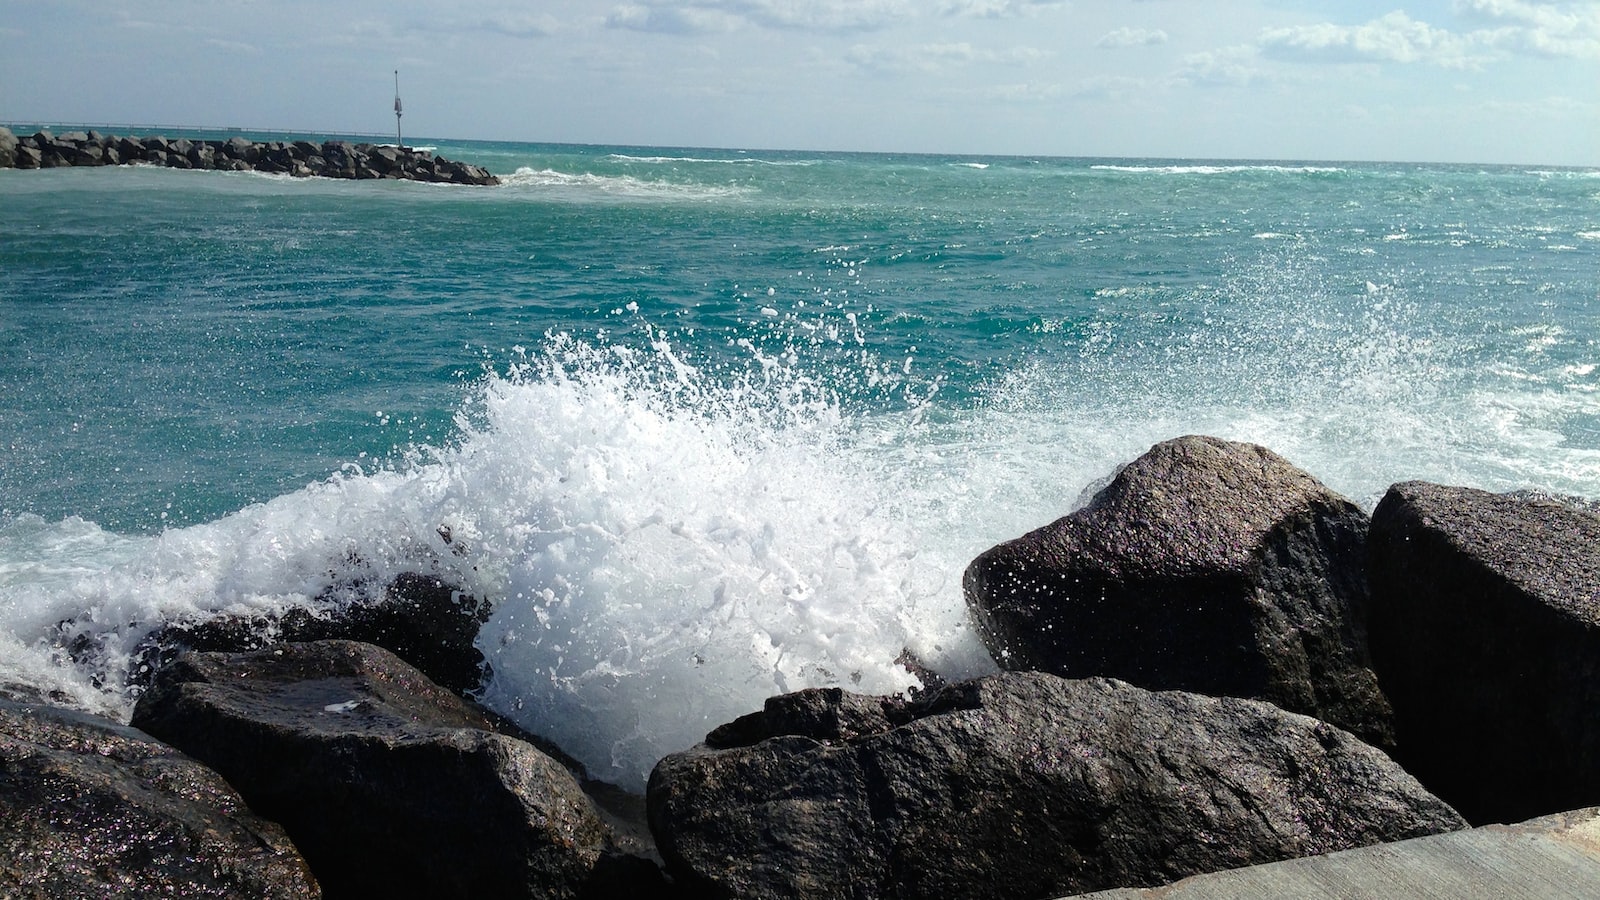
[
  {"left": 10, "top": 435, "right": 1600, "bottom": 897},
  {"left": 0, "top": 125, "right": 498, "bottom": 185}
]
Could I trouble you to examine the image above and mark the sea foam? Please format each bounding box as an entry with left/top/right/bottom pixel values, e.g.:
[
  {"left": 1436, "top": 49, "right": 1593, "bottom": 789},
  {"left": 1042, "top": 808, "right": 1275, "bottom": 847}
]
[
  {"left": 0, "top": 327, "right": 1006, "bottom": 790},
  {"left": 5, "top": 253, "right": 1600, "bottom": 790}
]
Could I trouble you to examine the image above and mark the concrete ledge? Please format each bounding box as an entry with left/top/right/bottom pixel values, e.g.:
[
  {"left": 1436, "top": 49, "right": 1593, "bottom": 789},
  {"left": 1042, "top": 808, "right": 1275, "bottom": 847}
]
[{"left": 1070, "top": 807, "right": 1600, "bottom": 899}]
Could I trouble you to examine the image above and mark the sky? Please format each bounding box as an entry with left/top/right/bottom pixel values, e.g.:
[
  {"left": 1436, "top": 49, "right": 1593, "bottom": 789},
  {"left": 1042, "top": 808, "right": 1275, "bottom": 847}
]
[{"left": 2, "top": 0, "right": 1597, "bottom": 165}]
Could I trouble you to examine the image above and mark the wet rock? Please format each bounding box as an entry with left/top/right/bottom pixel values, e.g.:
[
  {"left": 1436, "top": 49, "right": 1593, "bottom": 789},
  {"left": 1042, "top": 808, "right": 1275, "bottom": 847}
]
[
  {"left": 0, "top": 126, "right": 16, "bottom": 168},
  {"left": 131, "top": 640, "right": 615, "bottom": 900},
  {"left": 648, "top": 673, "right": 1464, "bottom": 900},
  {"left": 134, "top": 571, "right": 492, "bottom": 695},
  {"left": 965, "top": 435, "right": 1393, "bottom": 748},
  {"left": 0, "top": 698, "right": 320, "bottom": 898},
  {"left": 1368, "top": 481, "right": 1600, "bottom": 824}
]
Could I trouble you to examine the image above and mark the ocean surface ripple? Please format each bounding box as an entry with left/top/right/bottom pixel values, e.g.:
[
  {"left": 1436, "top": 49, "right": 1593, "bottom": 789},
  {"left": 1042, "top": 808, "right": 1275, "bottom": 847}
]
[{"left": 2, "top": 140, "right": 1597, "bottom": 787}]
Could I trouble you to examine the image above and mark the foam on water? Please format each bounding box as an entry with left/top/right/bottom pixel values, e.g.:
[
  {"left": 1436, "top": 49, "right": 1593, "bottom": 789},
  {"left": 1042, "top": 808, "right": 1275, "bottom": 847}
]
[
  {"left": 608, "top": 153, "right": 813, "bottom": 167},
  {"left": 1090, "top": 164, "right": 1346, "bottom": 175},
  {"left": 5, "top": 267, "right": 1600, "bottom": 787},
  {"left": 0, "top": 323, "right": 1004, "bottom": 789},
  {"left": 501, "top": 166, "right": 751, "bottom": 201},
  {"left": 5, "top": 151, "right": 1599, "bottom": 793}
]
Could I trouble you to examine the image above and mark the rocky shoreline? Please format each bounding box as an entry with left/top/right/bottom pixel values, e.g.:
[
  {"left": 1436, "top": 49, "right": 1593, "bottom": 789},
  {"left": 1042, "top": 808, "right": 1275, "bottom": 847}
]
[
  {"left": 0, "top": 126, "right": 498, "bottom": 185},
  {"left": 5, "top": 434, "right": 1600, "bottom": 898}
]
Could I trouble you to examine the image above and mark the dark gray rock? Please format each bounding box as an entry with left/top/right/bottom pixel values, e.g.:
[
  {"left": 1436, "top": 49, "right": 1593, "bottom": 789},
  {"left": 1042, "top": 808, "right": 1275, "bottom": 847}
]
[
  {"left": 132, "top": 571, "right": 491, "bottom": 695},
  {"left": 964, "top": 435, "right": 1393, "bottom": 748},
  {"left": 5, "top": 130, "right": 499, "bottom": 184},
  {"left": 0, "top": 698, "right": 321, "bottom": 898},
  {"left": 1368, "top": 481, "right": 1600, "bottom": 825},
  {"left": 223, "top": 135, "right": 256, "bottom": 162},
  {"left": 648, "top": 674, "right": 1465, "bottom": 900},
  {"left": 368, "top": 145, "right": 401, "bottom": 173},
  {"left": 65, "top": 143, "right": 104, "bottom": 166},
  {"left": 131, "top": 640, "right": 615, "bottom": 900}
]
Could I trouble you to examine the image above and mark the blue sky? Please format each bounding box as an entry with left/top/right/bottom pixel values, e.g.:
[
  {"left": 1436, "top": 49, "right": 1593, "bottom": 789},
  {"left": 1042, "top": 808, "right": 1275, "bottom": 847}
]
[{"left": 2, "top": 0, "right": 1596, "bottom": 164}]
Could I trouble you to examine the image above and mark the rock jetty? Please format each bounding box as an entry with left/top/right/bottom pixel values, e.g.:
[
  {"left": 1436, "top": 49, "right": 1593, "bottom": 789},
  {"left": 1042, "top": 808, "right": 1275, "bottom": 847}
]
[
  {"left": 7, "top": 433, "right": 1600, "bottom": 898},
  {"left": 0, "top": 125, "right": 498, "bottom": 185}
]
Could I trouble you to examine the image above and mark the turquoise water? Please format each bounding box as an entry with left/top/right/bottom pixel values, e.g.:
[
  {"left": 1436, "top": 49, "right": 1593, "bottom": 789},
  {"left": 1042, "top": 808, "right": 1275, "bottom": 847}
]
[{"left": 2, "top": 136, "right": 1597, "bottom": 787}]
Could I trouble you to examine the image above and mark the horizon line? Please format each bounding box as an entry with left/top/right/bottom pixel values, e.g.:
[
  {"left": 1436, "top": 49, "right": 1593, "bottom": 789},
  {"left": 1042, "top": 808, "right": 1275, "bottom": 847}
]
[{"left": 4, "top": 120, "right": 1596, "bottom": 172}]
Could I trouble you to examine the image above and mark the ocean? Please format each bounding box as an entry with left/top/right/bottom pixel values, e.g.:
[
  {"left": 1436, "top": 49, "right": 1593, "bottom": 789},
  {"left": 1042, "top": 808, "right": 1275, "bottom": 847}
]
[{"left": 2, "top": 135, "right": 1597, "bottom": 789}]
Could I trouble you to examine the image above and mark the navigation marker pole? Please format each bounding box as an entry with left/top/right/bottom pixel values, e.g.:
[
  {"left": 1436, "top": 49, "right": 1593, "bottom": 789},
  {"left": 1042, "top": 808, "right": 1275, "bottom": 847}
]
[{"left": 393, "top": 70, "right": 403, "bottom": 150}]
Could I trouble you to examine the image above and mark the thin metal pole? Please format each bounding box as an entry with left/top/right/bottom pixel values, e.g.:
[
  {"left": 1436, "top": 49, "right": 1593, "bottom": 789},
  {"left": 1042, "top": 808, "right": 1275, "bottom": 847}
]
[{"left": 393, "top": 70, "right": 403, "bottom": 149}]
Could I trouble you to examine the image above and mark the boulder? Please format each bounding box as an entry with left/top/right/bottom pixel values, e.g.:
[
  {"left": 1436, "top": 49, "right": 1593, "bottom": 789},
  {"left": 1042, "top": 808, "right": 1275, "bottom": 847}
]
[
  {"left": 368, "top": 145, "right": 401, "bottom": 174},
  {"left": 0, "top": 126, "right": 16, "bottom": 167},
  {"left": 648, "top": 674, "right": 1465, "bottom": 900},
  {"left": 131, "top": 640, "right": 616, "bottom": 900},
  {"left": 964, "top": 435, "right": 1393, "bottom": 748},
  {"left": 133, "top": 571, "right": 491, "bottom": 695},
  {"left": 0, "top": 698, "right": 320, "bottom": 898},
  {"left": 15, "top": 145, "right": 42, "bottom": 169},
  {"left": 66, "top": 143, "right": 104, "bottom": 166},
  {"left": 1367, "top": 482, "right": 1600, "bottom": 824},
  {"left": 224, "top": 135, "right": 258, "bottom": 162}
]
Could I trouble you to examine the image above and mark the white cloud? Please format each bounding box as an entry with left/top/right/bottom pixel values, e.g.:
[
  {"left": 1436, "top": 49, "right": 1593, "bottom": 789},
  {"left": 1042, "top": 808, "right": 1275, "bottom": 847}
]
[
  {"left": 1258, "top": 11, "right": 1487, "bottom": 68},
  {"left": 607, "top": 4, "right": 742, "bottom": 34},
  {"left": 1454, "top": 0, "right": 1600, "bottom": 58},
  {"left": 1096, "top": 27, "right": 1169, "bottom": 48},
  {"left": 472, "top": 13, "right": 561, "bottom": 39},
  {"left": 608, "top": 0, "right": 912, "bottom": 34},
  {"left": 962, "top": 81, "right": 1069, "bottom": 102},
  {"left": 1172, "top": 46, "right": 1263, "bottom": 86},
  {"left": 942, "top": 0, "right": 1068, "bottom": 18},
  {"left": 604, "top": 0, "right": 1072, "bottom": 34},
  {"left": 1070, "top": 74, "right": 1149, "bottom": 98},
  {"left": 203, "top": 37, "right": 262, "bottom": 55},
  {"left": 846, "top": 41, "right": 1047, "bottom": 73}
]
